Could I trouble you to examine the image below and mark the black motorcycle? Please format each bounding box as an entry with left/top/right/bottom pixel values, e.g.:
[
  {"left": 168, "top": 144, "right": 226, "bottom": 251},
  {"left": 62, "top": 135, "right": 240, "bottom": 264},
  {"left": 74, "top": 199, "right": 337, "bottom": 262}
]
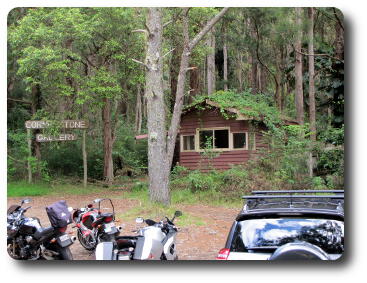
[{"left": 7, "top": 198, "right": 75, "bottom": 260}]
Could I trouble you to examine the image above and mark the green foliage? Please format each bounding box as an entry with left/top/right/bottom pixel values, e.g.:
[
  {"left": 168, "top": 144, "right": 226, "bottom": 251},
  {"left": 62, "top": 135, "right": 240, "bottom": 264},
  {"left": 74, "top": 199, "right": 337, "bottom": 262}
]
[{"left": 187, "top": 90, "right": 283, "bottom": 129}]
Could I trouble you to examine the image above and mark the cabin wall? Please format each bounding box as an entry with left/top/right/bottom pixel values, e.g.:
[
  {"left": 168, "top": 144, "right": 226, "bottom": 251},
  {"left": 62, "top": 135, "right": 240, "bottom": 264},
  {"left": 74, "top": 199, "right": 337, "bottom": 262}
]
[{"left": 179, "top": 109, "right": 268, "bottom": 171}]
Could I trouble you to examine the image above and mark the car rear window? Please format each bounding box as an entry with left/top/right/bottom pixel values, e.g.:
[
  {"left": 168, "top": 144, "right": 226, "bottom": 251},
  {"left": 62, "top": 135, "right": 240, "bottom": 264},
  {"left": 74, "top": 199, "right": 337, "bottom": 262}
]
[{"left": 230, "top": 218, "right": 344, "bottom": 254}]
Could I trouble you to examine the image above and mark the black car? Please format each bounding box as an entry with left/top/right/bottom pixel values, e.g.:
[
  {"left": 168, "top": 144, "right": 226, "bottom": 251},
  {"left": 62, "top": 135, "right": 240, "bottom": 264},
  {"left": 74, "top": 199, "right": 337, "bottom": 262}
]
[{"left": 216, "top": 190, "right": 344, "bottom": 260}]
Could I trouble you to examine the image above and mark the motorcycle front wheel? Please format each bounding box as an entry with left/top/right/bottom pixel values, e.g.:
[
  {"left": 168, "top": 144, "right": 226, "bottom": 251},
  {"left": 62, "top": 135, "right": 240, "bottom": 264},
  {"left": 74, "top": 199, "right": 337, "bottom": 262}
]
[{"left": 77, "top": 229, "right": 96, "bottom": 251}]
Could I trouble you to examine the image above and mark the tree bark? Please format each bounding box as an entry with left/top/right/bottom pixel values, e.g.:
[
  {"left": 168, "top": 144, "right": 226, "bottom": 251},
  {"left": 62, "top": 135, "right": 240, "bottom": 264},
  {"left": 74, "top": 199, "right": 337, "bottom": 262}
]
[
  {"left": 167, "top": 7, "right": 229, "bottom": 167},
  {"left": 135, "top": 84, "right": 142, "bottom": 134},
  {"left": 102, "top": 97, "right": 114, "bottom": 185},
  {"left": 206, "top": 29, "right": 216, "bottom": 95},
  {"left": 308, "top": 7, "right": 316, "bottom": 141},
  {"left": 27, "top": 128, "right": 32, "bottom": 184},
  {"left": 223, "top": 25, "right": 228, "bottom": 91},
  {"left": 295, "top": 7, "right": 305, "bottom": 125},
  {"left": 82, "top": 129, "right": 87, "bottom": 188},
  {"left": 236, "top": 52, "right": 243, "bottom": 92},
  {"left": 145, "top": 7, "right": 170, "bottom": 205},
  {"left": 141, "top": 7, "right": 229, "bottom": 205}
]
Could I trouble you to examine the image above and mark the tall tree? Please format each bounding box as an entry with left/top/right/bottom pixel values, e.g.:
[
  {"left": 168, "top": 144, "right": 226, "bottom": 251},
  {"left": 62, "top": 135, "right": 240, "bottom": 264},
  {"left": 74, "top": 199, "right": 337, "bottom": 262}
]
[
  {"left": 294, "top": 7, "right": 305, "bottom": 125},
  {"left": 308, "top": 7, "right": 316, "bottom": 140},
  {"left": 206, "top": 29, "right": 216, "bottom": 95},
  {"left": 141, "top": 7, "right": 229, "bottom": 205},
  {"left": 223, "top": 22, "right": 228, "bottom": 91},
  {"left": 144, "top": 8, "right": 170, "bottom": 204}
]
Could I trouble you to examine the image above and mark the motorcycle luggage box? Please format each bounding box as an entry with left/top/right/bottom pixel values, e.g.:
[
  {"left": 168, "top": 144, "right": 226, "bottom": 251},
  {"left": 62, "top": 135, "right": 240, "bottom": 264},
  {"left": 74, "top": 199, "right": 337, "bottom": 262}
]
[
  {"left": 95, "top": 242, "right": 114, "bottom": 260},
  {"left": 46, "top": 200, "right": 72, "bottom": 228}
]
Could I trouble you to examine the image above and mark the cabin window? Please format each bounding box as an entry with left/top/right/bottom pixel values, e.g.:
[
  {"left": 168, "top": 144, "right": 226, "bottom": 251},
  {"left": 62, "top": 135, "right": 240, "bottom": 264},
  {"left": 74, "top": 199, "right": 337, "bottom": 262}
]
[
  {"left": 199, "top": 128, "right": 229, "bottom": 149},
  {"left": 233, "top": 132, "right": 247, "bottom": 149},
  {"left": 182, "top": 135, "right": 195, "bottom": 151},
  {"left": 199, "top": 130, "right": 214, "bottom": 149}
]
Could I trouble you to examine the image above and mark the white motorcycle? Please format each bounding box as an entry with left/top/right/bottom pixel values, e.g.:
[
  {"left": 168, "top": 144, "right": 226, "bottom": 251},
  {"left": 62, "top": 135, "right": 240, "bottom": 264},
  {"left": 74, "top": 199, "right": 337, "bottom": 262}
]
[{"left": 95, "top": 211, "right": 182, "bottom": 260}]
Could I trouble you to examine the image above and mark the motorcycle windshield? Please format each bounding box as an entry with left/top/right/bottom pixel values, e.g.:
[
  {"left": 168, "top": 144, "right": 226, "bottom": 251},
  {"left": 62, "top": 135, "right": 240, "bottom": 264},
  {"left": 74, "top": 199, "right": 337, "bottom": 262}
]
[{"left": 231, "top": 218, "right": 344, "bottom": 254}]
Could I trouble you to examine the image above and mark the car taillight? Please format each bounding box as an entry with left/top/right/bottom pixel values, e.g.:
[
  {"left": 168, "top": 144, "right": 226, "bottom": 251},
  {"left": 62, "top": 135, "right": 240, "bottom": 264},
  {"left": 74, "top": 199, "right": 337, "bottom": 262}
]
[
  {"left": 58, "top": 227, "right": 67, "bottom": 233},
  {"left": 216, "top": 248, "right": 230, "bottom": 260}
]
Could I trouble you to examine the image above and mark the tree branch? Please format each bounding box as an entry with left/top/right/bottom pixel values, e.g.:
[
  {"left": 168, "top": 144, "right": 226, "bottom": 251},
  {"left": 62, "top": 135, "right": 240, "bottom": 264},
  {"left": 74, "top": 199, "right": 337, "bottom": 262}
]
[
  {"left": 131, "top": 58, "right": 149, "bottom": 69},
  {"left": 7, "top": 98, "right": 32, "bottom": 105},
  {"left": 293, "top": 45, "right": 344, "bottom": 63},
  {"left": 162, "top": 48, "right": 175, "bottom": 59},
  {"left": 253, "top": 17, "right": 279, "bottom": 87},
  {"left": 189, "top": 7, "right": 230, "bottom": 51}
]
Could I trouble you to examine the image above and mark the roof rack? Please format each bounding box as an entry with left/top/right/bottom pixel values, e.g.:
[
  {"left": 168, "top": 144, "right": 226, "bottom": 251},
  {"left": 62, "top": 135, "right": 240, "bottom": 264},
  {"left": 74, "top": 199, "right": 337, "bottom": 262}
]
[
  {"left": 251, "top": 190, "right": 344, "bottom": 195},
  {"left": 242, "top": 194, "right": 344, "bottom": 200},
  {"left": 241, "top": 190, "right": 344, "bottom": 211}
]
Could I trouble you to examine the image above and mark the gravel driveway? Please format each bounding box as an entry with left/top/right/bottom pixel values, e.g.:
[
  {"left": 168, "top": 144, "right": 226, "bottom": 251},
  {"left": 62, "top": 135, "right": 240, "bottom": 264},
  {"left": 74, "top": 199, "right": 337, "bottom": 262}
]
[{"left": 7, "top": 193, "right": 239, "bottom": 260}]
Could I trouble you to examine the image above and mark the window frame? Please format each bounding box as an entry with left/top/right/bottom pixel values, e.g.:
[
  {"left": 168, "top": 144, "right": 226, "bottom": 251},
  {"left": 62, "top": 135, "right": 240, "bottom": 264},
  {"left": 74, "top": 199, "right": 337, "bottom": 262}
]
[
  {"left": 180, "top": 127, "right": 256, "bottom": 152},
  {"left": 231, "top": 131, "right": 249, "bottom": 151},
  {"left": 196, "top": 127, "right": 231, "bottom": 152},
  {"left": 180, "top": 134, "right": 196, "bottom": 152}
]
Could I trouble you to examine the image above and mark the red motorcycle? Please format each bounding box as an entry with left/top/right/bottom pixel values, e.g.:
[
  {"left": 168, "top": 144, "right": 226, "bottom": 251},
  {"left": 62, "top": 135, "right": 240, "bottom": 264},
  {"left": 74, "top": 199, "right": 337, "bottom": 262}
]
[{"left": 72, "top": 198, "right": 121, "bottom": 251}]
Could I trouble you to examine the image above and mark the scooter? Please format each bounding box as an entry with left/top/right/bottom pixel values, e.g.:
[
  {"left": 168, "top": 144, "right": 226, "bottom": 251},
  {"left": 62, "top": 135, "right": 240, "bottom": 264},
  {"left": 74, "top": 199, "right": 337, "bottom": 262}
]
[{"left": 95, "top": 210, "right": 182, "bottom": 260}]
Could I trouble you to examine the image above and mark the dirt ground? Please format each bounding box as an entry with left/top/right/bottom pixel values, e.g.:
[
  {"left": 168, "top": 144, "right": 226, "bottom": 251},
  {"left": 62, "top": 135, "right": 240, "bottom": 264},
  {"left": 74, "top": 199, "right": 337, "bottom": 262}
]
[{"left": 7, "top": 193, "right": 239, "bottom": 260}]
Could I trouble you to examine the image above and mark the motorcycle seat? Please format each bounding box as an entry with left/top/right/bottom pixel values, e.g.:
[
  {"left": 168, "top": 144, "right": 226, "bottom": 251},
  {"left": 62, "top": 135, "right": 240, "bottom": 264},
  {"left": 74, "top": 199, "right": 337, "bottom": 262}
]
[
  {"left": 115, "top": 236, "right": 137, "bottom": 249},
  {"left": 34, "top": 226, "right": 55, "bottom": 240}
]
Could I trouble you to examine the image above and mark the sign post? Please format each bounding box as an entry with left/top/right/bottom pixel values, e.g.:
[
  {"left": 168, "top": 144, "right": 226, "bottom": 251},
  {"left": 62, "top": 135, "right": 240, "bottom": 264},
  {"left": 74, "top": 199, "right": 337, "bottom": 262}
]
[
  {"left": 27, "top": 128, "right": 32, "bottom": 184},
  {"left": 25, "top": 120, "right": 89, "bottom": 187}
]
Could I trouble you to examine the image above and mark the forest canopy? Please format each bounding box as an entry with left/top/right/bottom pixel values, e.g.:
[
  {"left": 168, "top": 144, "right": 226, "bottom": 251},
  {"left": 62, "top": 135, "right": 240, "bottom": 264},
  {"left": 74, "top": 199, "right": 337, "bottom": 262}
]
[{"left": 7, "top": 7, "right": 344, "bottom": 200}]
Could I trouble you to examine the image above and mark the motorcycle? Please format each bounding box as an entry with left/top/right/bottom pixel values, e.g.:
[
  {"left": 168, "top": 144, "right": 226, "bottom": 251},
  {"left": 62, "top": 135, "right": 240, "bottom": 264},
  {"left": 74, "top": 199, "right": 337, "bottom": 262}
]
[
  {"left": 7, "top": 199, "right": 75, "bottom": 260},
  {"left": 95, "top": 210, "right": 182, "bottom": 260},
  {"left": 72, "top": 198, "right": 121, "bottom": 251}
]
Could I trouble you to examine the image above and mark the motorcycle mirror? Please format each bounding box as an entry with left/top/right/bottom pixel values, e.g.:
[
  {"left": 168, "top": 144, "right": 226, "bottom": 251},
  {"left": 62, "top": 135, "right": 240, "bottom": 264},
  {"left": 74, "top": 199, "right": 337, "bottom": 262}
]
[
  {"left": 135, "top": 217, "right": 144, "bottom": 224},
  {"left": 87, "top": 203, "right": 93, "bottom": 208},
  {"left": 174, "top": 211, "right": 182, "bottom": 217},
  {"left": 21, "top": 199, "right": 31, "bottom": 205},
  {"left": 93, "top": 198, "right": 101, "bottom": 203}
]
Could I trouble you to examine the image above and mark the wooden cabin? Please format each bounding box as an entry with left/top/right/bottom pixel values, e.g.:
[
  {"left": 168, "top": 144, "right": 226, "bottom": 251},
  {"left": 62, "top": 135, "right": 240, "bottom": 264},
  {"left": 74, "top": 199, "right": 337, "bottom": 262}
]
[{"left": 178, "top": 98, "right": 297, "bottom": 171}]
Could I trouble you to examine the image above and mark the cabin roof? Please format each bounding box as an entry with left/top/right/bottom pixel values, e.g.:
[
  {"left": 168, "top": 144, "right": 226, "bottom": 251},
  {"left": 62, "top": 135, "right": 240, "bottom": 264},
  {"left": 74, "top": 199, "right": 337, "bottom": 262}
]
[{"left": 183, "top": 92, "right": 298, "bottom": 125}]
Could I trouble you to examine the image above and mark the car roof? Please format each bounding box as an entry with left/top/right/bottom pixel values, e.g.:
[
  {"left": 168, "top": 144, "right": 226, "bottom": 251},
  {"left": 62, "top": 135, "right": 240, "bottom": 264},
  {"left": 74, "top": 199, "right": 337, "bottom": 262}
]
[{"left": 236, "top": 190, "right": 344, "bottom": 221}]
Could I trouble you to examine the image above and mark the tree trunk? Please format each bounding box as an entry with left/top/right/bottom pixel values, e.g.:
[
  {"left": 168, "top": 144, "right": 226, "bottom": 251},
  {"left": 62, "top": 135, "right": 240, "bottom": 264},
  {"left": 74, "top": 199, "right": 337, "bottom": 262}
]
[
  {"left": 206, "top": 29, "right": 216, "bottom": 95},
  {"left": 295, "top": 7, "right": 304, "bottom": 125},
  {"left": 141, "top": 7, "right": 229, "bottom": 205},
  {"left": 236, "top": 52, "right": 243, "bottom": 92},
  {"left": 169, "top": 47, "right": 181, "bottom": 111},
  {"left": 166, "top": 7, "right": 229, "bottom": 166},
  {"left": 189, "top": 64, "right": 200, "bottom": 100},
  {"left": 308, "top": 7, "right": 316, "bottom": 177},
  {"left": 27, "top": 128, "right": 32, "bottom": 184},
  {"left": 82, "top": 129, "right": 87, "bottom": 188},
  {"left": 102, "top": 97, "right": 114, "bottom": 185},
  {"left": 145, "top": 7, "right": 170, "bottom": 205},
  {"left": 223, "top": 25, "right": 228, "bottom": 91},
  {"left": 135, "top": 84, "right": 142, "bottom": 134},
  {"left": 31, "top": 85, "right": 42, "bottom": 179},
  {"left": 308, "top": 7, "right": 316, "bottom": 141}
]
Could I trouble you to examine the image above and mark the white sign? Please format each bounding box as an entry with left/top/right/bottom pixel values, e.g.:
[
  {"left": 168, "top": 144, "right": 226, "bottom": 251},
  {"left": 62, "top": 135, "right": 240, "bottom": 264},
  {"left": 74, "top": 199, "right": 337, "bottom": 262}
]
[
  {"left": 25, "top": 120, "right": 88, "bottom": 129},
  {"left": 36, "top": 134, "right": 77, "bottom": 142}
]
